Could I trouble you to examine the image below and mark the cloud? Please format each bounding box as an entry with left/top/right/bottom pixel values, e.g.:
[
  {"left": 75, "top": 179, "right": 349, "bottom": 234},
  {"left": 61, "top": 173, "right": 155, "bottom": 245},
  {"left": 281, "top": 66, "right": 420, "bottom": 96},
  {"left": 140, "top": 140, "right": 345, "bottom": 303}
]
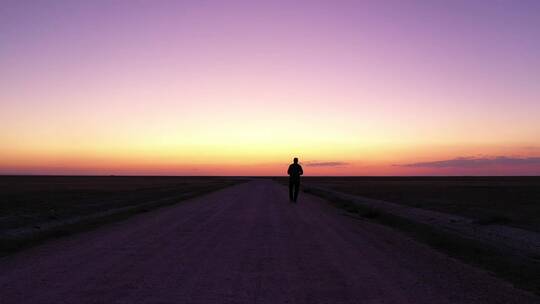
[
  {"left": 400, "top": 156, "right": 540, "bottom": 168},
  {"left": 304, "top": 161, "right": 349, "bottom": 167}
]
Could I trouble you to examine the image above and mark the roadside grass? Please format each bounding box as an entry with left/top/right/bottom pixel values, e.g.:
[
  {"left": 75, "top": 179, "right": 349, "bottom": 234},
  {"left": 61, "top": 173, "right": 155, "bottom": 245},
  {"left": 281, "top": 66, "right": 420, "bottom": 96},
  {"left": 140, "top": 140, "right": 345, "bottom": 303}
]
[
  {"left": 475, "top": 215, "right": 513, "bottom": 225},
  {"left": 301, "top": 176, "right": 540, "bottom": 233}
]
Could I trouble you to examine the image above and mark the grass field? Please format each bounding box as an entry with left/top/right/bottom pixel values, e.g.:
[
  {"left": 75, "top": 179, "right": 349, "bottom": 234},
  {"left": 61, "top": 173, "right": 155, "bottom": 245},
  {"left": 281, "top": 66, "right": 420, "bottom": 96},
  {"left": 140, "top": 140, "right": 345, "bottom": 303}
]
[
  {"left": 0, "top": 176, "right": 245, "bottom": 253},
  {"left": 299, "top": 176, "right": 540, "bottom": 232}
]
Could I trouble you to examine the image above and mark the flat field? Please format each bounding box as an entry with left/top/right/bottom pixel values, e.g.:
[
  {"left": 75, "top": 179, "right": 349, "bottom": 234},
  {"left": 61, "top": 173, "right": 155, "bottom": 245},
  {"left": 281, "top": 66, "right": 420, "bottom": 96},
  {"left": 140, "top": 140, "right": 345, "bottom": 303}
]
[
  {"left": 0, "top": 176, "right": 244, "bottom": 249},
  {"left": 301, "top": 176, "right": 540, "bottom": 232}
]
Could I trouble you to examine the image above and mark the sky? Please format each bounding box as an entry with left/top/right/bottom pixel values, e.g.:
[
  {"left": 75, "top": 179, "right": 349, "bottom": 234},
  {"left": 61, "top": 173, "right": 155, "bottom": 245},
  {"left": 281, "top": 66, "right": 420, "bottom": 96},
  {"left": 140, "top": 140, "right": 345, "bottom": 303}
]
[{"left": 1, "top": 0, "right": 539, "bottom": 175}]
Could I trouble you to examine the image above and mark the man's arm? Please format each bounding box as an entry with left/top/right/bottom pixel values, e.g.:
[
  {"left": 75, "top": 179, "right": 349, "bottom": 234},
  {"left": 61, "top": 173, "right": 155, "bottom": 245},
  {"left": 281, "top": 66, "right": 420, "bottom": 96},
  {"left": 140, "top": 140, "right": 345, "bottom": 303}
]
[
  {"left": 287, "top": 165, "right": 292, "bottom": 175},
  {"left": 299, "top": 165, "right": 303, "bottom": 175}
]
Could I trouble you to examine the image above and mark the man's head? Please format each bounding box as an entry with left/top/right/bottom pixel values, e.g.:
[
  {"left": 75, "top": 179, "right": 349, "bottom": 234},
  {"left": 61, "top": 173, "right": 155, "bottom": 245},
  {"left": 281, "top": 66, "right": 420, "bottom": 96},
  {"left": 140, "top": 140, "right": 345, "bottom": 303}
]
[{"left": 293, "top": 157, "right": 298, "bottom": 164}]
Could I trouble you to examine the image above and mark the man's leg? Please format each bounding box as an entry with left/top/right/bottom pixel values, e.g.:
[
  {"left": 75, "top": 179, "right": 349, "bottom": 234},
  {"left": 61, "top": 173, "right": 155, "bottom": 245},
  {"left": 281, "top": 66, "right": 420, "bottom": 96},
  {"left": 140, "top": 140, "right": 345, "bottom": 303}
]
[
  {"left": 293, "top": 182, "right": 300, "bottom": 202},
  {"left": 289, "top": 180, "right": 294, "bottom": 201}
]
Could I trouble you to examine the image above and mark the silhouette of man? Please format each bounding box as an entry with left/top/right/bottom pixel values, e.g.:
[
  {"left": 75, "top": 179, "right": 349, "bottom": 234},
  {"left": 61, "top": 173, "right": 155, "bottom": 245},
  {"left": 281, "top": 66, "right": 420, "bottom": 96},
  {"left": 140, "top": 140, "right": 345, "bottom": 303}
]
[{"left": 287, "top": 157, "right": 303, "bottom": 202}]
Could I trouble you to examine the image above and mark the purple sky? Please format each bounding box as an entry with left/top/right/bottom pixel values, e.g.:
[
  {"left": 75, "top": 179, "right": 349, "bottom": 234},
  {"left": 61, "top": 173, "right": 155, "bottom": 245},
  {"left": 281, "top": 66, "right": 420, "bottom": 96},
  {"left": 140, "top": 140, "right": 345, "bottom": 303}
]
[{"left": 1, "top": 0, "right": 540, "bottom": 175}]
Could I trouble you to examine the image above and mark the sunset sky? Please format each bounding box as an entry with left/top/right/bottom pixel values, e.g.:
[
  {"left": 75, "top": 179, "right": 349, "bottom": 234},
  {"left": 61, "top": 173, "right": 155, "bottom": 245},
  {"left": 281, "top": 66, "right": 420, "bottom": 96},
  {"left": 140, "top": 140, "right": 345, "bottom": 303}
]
[{"left": 1, "top": 0, "right": 539, "bottom": 175}]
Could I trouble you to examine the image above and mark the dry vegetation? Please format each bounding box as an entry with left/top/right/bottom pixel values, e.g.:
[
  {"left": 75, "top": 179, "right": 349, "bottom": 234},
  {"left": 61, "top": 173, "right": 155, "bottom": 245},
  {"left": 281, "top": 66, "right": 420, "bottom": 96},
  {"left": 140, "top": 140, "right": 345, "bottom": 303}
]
[
  {"left": 0, "top": 176, "right": 245, "bottom": 253},
  {"left": 302, "top": 176, "right": 540, "bottom": 232}
]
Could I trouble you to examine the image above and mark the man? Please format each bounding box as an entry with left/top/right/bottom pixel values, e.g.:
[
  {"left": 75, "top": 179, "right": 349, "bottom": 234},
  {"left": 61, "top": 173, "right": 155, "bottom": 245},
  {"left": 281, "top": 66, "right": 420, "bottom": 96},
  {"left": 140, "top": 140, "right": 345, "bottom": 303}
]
[{"left": 287, "top": 157, "right": 303, "bottom": 202}]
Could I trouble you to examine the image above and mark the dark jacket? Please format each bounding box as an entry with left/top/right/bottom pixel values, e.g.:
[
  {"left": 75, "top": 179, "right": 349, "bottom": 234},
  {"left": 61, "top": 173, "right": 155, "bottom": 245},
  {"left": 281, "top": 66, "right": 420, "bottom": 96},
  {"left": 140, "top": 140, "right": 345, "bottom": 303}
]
[{"left": 287, "top": 163, "right": 303, "bottom": 182}]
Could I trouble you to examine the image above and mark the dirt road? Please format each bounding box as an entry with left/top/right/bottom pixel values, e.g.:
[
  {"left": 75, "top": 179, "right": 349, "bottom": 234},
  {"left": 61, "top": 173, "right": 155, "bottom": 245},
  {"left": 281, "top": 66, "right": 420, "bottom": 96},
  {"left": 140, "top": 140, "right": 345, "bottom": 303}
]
[{"left": 0, "top": 180, "right": 537, "bottom": 304}]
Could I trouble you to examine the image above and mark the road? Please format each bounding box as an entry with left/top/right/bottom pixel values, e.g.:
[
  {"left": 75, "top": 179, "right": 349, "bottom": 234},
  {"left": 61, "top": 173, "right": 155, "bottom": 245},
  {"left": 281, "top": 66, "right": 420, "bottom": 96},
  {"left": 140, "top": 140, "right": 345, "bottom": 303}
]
[{"left": 0, "top": 180, "right": 537, "bottom": 304}]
